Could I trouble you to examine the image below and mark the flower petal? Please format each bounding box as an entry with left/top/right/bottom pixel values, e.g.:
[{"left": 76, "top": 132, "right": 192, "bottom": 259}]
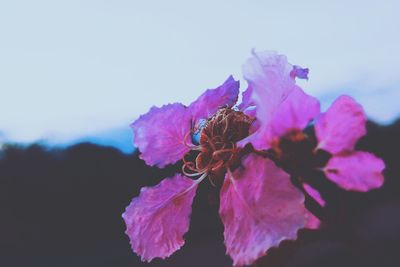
[
  {"left": 122, "top": 174, "right": 198, "bottom": 262},
  {"left": 305, "top": 210, "right": 321, "bottom": 230},
  {"left": 237, "top": 85, "right": 254, "bottom": 111},
  {"left": 131, "top": 103, "right": 191, "bottom": 167},
  {"left": 189, "top": 76, "right": 240, "bottom": 123},
  {"left": 238, "top": 51, "right": 302, "bottom": 150},
  {"left": 315, "top": 95, "right": 367, "bottom": 154},
  {"left": 324, "top": 151, "right": 385, "bottom": 192},
  {"left": 290, "top": 65, "right": 309, "bottom": 80},
  {"left": 303, "top": 183, "right": 326, "bottom": 207},
  {"left": 219, "top": 154, "right": 309, "bottom": 266},
  {"left": 266, "top": 87, "right": 320, "bottom": 143}
]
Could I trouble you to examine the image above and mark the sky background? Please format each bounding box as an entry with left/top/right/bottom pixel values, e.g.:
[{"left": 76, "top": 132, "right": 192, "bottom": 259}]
[{"left": 1, "top": 0, "right": 399, "bottom": 152}]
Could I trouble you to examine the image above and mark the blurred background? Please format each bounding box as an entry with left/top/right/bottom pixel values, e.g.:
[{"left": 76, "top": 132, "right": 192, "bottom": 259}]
[{"left": 1, "top": 1, "right": 400, "bottom": 266}]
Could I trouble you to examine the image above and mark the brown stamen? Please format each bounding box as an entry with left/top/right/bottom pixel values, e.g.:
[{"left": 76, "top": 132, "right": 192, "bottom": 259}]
[{"left": 183, "top": 108, "right": 254, "bottom": 185}]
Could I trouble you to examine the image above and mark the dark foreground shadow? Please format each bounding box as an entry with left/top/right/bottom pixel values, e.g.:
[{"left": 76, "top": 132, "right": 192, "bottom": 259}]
[{"left": 0, "top": 120, "right": 399, "bottom": 267}]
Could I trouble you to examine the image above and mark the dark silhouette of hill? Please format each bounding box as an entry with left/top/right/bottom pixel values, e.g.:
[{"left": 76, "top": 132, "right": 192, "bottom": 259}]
[{"left": 0, "top": 119, "right": 399, "bottom": 267}]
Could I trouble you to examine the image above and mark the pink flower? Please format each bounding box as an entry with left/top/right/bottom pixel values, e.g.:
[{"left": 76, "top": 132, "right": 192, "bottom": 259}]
[
  {"left": 239, "top": 51, "right": 385, "bottom": 206},
  {"left": 122, "top": 51, "right": 385, "bottom": 266},
  {"left": 316, "top": 96, "right": 385, "bottom": 192}
]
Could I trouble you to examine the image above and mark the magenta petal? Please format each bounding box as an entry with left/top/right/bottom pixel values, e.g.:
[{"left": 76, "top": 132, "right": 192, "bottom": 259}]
[
  {"left": 189, "top": 76, "right": 239, "bottom": 123},
  {"left": 239, "top": 51, "right": 301, "bottom": 150},
  {"left": 219, "top": 154, "right": 309, "bottom": 266},
  {"left": 324, "top": 151, "right": 385, "bottom": 192},
  {"left": 305, "top": 211, "right": 321, "bottom": 230},
  {"left": 131, "top": 103, "right": 191, "bottom": 167},
  {"left": 315, "top": 95, "right": 367, "bottom": 154},
  {"left": 290, "top": 65, "right": 309, "bottom": 80},
  {"left": 266, "top": 87, "right": 320, "bottom": 143},
  {"left": 237, "top": 85, "right": 254, "bottom": 111},
  {"left": 122, "top": 174, "right": 198, "bottom": 262},
  {"left": 303, "top": 183, "right": 326, "bottom": 207}
]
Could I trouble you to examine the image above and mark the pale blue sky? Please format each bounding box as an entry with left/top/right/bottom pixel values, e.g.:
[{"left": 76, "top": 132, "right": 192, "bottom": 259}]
[{"left": 0, "top": 0, "right": 399, "bottom": 149}]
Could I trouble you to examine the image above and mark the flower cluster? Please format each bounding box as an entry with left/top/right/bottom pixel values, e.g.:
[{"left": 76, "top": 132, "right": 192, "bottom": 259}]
[{"left": 122, "top": 51, "right": 385, "bottom": 266}]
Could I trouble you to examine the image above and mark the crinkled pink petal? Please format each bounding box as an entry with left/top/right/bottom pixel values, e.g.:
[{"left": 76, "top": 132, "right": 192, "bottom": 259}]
[
  {"left": 303, "top": 183, "right": 326, "bottom": 207},
  {"left": 315, "top": 95, "right": 367, "bottom": 154},
  {"left": 238, "top": 51, "right": 302, "bottom": 150},
  {"left": 131, "top": 103, "right": 191, "bottom": 167},
  {"left": 266, "top": 87, "right": 320, "bottom": 143},
  {"left": 122, "top": 174, "right": 198, "bottom": 262},
  {"left": 219, "top": 154, "right": 309, "bottom": 266},
  {"left": 324, "top": 151, "right": 385, "bottom": 192},
  {"left": 189, "top": 76, "right": 239, "bottom": 123}
]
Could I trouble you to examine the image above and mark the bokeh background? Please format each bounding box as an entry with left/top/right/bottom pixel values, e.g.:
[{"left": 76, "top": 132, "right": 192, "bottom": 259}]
[{"left": 1, "top": 1, "right": 400, "bottom": 266}]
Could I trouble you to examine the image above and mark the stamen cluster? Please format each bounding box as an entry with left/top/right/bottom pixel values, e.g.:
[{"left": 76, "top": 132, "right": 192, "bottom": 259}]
[{"left": 183, "top": 108, "right": 254, "bottom": 185}]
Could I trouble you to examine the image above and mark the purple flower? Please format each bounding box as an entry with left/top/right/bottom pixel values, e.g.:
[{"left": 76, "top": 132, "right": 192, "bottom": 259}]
[{"left": 122, "top": 51, "right": 385, "bottom": 266}]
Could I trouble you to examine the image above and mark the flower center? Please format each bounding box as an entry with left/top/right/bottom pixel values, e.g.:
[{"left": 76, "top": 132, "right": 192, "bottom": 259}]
[{"left": 183, "top": 108, "right": 253, "bottom": 185}]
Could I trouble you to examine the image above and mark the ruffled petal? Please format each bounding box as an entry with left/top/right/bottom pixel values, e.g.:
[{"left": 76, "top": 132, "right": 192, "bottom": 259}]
[
  {"left": 189, "top": 76, "right": 240, "bottom": 123},
  {"left": 238, "top": 51, "right": 302, "bottom": 150},
  {"left": 131, "top": 103, "right": 192, "bottom": 167},
  {"left": 122, "top": 174, "right": 198, "bottom": 262},
  {"left": 324, "top": 151, "right": 385, "bottom": 192},
  {"left": 219, "top": 154, "right": 309, "bottom": 266},
  {"left": 266, "top": 87, "right": 320, "bottom": 143},
  {"left": 315, "top": 95, "right": 367, "bottom": 154}
]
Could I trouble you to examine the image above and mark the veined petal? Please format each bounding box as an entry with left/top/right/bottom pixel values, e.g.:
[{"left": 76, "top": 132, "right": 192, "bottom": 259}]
[
  {"left": 324, "top": 151, "right": 385, "bottom": 192},
  {"left": 315, "top": 95, "right": 367, "bottom": 154},
  {"left": 189, "top": 76, "right": 240, "bottom": 123},
  {"left": 122, "top": 174, "right": 198, "bottom": 262},
  {"left": 266, "top": 87, "right": 320, "bottom": 143},
  {"left": 131, "top": 103, "right": 191, "bottom": 167},
  {"left": 219, "top": 154, "right": 309, "bottom": 266},
  {"left": 239, "top": 51, "right": 303, "bottom": 150}
]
